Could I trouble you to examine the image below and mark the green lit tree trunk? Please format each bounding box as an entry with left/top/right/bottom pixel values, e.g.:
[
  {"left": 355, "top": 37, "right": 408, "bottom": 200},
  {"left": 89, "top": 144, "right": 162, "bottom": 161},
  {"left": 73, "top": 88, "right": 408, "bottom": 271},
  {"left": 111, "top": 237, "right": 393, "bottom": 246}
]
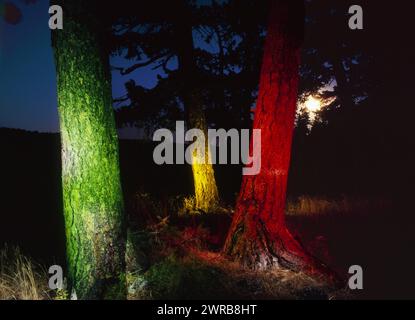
[{"left": 51, "top": 0, "right": 126, "bottom": 299}]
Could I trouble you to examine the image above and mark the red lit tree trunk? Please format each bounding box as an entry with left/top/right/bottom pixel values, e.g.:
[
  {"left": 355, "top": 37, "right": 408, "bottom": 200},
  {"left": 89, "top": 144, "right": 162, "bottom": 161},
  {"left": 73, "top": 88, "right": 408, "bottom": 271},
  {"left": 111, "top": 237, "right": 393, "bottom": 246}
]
[{"left": 224, "top": 0, "right": 333, "bottom": 280}]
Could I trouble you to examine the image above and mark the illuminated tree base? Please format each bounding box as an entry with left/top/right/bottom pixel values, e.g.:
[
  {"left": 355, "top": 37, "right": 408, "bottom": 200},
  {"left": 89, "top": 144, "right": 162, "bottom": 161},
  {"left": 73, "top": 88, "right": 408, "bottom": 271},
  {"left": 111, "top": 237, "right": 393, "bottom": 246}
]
[{"left": 224, "top": 214, "right": 337, "bottom": 283}]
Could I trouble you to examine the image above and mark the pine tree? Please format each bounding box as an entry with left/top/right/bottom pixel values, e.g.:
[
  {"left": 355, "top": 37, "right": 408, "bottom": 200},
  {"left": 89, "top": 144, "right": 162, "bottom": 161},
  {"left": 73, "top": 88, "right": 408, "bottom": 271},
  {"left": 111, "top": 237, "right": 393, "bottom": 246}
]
[
  {"left": 224, "top": 0, "right": 334, "bottom": 281},
  {"left": 51, "top": 0, "right": 126, "bottom": 299}
]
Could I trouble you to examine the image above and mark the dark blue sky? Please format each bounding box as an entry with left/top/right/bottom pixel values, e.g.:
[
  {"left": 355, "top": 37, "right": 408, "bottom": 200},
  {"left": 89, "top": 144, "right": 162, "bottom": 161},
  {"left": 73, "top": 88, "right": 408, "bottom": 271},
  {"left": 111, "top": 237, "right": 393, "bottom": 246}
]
[
  {"left": 0, "top": 0, "right": 171, "bottom": 133},
  {"left": 0, "top": 0, "right": 59, "bottom": 132}
]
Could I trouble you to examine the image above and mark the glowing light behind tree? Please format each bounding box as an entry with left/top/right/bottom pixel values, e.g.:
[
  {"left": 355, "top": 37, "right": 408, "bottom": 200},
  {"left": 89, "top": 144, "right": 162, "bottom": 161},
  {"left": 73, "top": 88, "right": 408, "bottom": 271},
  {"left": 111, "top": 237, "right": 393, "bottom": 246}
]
[{"left": 304, "top": 96, "right": 322, "bottom": 112}]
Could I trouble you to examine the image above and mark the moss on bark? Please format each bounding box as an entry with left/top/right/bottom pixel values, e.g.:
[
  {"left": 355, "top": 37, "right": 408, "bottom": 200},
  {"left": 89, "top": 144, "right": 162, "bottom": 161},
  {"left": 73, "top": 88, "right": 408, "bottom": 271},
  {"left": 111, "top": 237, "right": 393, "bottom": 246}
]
[{"left": 51, "top": 0, "right": 126, "bottom": 299}]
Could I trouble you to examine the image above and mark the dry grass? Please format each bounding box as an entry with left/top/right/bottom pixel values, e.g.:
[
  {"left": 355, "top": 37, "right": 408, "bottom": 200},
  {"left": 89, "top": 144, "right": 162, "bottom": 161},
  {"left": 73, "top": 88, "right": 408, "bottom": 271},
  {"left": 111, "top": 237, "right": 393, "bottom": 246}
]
[
  {"left": 2, "top": 195, "right": 373, "bottom": 300},
  {"left": 187, "top": 250, "right": 334, "bottom": 300},
  {"left": 0, "top": 247, "right": 51, "bottom": 300},
  {"left": 286, "top": 195, "right": 391, "bottom": 216},
  {"left": 127, "top": 248, "right": 349, "bottom": 300}
]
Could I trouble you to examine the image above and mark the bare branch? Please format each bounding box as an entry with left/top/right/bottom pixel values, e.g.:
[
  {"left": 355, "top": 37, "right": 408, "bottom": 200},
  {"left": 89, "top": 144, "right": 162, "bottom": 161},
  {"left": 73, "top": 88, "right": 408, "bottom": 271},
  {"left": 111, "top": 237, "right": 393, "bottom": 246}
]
[{"left": 119, "top": 51, "right": 170, "bottom": 75}]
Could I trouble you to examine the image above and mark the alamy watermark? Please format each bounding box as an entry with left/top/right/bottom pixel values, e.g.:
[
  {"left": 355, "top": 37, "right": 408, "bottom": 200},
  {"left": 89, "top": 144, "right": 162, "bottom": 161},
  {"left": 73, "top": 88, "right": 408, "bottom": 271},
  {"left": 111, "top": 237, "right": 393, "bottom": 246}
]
[
  {"left": 48, "top": 5, "right": 364, "bottom": 31},
  {"left": 152, "top": 121, "right": 261, "bottom": 176},
  {"left": 48, "top": 5, "right": 63, "bottom": 30},
  {"left": 348, "top": 5, "right": 364, "bottom": 30},
  {"left": 348, "top": 265, "right": 364, "bottom": 290}
]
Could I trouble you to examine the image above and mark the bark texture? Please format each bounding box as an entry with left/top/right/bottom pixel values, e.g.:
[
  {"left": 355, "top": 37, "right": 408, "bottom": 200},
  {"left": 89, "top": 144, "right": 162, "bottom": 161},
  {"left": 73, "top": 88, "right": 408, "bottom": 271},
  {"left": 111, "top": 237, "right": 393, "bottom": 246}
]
[
  {"left": 224, "top": 0, "right": 335, "bottom": 281},
  {"left": 176, "top": 6, "right": 220, "bottom": 213},
  {"left": 187, "top": 99, "right": 220, "bottom": 213},
  {"left": 51, "top": 0, "right": 126, "bottom": 299}
]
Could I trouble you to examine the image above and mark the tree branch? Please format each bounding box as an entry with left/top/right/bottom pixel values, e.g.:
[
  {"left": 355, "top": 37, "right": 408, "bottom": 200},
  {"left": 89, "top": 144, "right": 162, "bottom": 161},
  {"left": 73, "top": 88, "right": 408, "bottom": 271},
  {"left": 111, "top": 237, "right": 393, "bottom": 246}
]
[{"left": 119, "top": 51, "right": 170, "bottom": 75}]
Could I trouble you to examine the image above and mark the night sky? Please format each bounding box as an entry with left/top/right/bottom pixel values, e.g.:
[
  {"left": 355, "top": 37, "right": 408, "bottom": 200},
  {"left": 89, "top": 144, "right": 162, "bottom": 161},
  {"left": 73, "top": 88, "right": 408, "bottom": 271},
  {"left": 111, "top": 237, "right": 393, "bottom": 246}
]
[{"left": 0, "top": 0, "right": 174, "bottom": 133}]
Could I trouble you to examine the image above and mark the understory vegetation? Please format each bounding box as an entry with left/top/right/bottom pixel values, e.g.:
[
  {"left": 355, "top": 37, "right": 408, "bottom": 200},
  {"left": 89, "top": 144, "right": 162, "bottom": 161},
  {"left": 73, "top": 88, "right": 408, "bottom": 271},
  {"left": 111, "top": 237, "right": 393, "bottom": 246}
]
[
  {"left": 1, "top": 195, "right": 392, "bottom": 300},
  {"left": 0, "top": 247, "right": 51, "bottom": 300}
]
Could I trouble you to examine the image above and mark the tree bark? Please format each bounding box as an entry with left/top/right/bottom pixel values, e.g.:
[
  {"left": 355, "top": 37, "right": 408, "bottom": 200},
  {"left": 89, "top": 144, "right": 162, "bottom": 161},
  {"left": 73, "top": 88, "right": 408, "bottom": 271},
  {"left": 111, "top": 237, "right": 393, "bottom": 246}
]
[
  {"left": 187, "top": 100, "right": 220, "bottom": 213},
  {"left": 51, "top": 0, "right": 126, "bottom": 299},
  {"left": 176, "top": 4, "right": 220, "bottom": 213},
  {"left": 224, "top": 0, "right": 335, "bottom": 282}
]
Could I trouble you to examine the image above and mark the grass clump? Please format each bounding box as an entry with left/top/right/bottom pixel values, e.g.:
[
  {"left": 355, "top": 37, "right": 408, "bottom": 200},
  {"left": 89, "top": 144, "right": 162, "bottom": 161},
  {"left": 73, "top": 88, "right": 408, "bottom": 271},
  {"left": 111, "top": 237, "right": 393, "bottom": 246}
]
[
  {"left": 286, "top": 195, "right": 391, "bottom": 216},
  {"left": 0, "top": 247, "right": 51, "bottom": 300},
  {"left": 140, "top": 254, "right": 226, "bottom": 300}
]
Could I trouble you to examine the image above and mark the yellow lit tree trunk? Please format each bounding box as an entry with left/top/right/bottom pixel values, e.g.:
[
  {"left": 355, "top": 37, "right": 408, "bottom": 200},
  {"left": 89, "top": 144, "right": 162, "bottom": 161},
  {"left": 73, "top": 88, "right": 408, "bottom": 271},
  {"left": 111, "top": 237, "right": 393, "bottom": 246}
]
[
  {"left": 188, "top": 99, "right": 220, "bottom": 213},
  {"left": 176, "top": 3, "right": 220, "bottom": 213}
]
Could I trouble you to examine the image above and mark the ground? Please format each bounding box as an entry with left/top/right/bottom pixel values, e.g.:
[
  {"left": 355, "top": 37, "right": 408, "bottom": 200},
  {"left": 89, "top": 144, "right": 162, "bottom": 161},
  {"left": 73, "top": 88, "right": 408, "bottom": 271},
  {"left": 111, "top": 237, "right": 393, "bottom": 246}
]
[{"left": 4, "top": 195, "right": 410, "bottom": 300}]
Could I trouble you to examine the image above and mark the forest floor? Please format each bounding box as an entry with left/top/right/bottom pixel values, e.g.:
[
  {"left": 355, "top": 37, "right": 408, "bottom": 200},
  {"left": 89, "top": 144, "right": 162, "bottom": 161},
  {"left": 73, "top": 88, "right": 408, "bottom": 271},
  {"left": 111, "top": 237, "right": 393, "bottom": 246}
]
[{"left": 0, "top": 195, "right": 413, "bottom": 300}]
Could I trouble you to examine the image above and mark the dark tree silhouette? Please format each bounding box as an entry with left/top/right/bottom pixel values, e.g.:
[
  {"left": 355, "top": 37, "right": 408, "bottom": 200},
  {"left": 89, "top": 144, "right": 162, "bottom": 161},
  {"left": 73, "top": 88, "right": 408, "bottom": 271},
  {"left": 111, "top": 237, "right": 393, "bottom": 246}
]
[
  {"left": 111, "top": 1, "right": 221, "bottom": 212},
  {"left": 289, "top": 1, "right": 412, "bottom": 198}
]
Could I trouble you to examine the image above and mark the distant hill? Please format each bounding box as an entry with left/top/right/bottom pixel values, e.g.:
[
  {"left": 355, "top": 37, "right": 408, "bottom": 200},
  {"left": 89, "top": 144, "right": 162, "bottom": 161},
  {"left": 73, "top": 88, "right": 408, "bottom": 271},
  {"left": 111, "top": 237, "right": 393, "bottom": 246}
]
[{"left": 0, "top": 128, "right": 64, "bottom": 263}]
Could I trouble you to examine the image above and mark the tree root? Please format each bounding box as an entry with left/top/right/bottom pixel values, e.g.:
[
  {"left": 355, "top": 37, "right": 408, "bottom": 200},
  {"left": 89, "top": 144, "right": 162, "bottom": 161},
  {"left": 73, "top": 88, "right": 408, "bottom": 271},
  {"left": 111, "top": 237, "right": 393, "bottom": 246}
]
[{"left": 224, "top": 222, "right": 343, "bottom": 287}]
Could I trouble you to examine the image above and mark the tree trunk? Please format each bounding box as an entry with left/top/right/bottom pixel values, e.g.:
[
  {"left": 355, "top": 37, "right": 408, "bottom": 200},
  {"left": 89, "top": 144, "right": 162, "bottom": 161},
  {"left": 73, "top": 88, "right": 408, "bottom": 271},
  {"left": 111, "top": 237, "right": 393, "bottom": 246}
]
[
  {"left": 176, "top": 6, "right": 220, "bottom": 213},
  {"left": 187, "top": 99, "right": 220, "bottom": 213},
  {"left": 51, "top": 0, "right": 126, "bottom": 299},
  {"left": 224, "top": 0, "right": 334, "bottom": 281}
]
